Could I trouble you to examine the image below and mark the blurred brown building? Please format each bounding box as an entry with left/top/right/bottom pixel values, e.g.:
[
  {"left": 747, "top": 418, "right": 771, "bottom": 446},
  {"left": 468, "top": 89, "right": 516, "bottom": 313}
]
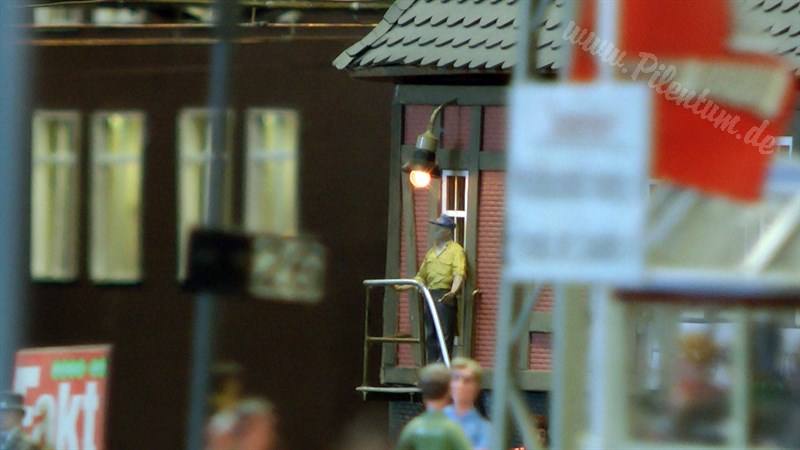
[{"left": 21, "top": 3, "right": 393, "bottom": 449}]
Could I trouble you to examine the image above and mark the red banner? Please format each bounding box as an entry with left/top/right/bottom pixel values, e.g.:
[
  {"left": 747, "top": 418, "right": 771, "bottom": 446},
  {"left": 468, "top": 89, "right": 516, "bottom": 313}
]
[
  {"left": 13, "top": 345, "right": 111, "bottom": 450},
  {"left": 570, "top": 0, "right": 796, "bottom": 202}
]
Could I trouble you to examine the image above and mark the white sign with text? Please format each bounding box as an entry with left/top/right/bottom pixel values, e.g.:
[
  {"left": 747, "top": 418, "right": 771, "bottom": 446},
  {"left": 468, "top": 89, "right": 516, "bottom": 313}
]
[{"left": 505, "top": 83, "right": 652, "bottom": 284}]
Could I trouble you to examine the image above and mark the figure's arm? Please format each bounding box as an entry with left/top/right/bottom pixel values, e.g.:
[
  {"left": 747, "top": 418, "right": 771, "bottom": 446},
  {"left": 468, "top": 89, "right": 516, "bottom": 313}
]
[
  {"left": 440, "top": 275, "right": 463, "bottom": 303},
  {"left": 395, "top": 257, "right": 427, "bottom": 291},
  {"left": 396, "top": 278, "right": 425, "bottom": 291},
  {"left": 441, "top": 249, "right": 466, "bottom": 302},
  {"left": 395, "top": 277, "right": 426, "bottom": 292}
]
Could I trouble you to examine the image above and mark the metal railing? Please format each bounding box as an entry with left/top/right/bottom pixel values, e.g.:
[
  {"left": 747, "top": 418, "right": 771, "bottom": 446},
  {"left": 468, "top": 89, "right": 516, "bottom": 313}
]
[{"left": 363, "top": 278, "right": 450, "bottom": 367}]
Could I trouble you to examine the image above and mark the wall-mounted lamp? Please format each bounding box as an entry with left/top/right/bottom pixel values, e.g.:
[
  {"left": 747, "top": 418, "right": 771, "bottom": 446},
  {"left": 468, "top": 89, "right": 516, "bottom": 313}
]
[{"left": 401, "top": 100, "right": 455, "bottom": 188}]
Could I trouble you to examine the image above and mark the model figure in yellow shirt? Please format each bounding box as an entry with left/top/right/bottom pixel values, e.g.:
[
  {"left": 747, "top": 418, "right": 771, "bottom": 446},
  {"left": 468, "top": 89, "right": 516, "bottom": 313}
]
[{"left": 399, "top": 214, "right": 466, "bottom": 363}]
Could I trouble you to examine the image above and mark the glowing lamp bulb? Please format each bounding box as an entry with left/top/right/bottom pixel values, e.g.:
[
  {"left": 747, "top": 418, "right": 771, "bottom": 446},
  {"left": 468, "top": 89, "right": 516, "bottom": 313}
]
[{"left": 409, "top": 170, "right": 431, "bottom": 188}]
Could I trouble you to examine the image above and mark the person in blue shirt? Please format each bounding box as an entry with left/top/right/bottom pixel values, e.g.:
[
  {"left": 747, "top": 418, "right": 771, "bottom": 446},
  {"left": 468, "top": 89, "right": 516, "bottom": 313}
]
[
  {"left": 395, "top": 363, "right": 471, "bottom": 450},
  {"left": 444, "top": 357, "right": 492, "bottom": 449}
]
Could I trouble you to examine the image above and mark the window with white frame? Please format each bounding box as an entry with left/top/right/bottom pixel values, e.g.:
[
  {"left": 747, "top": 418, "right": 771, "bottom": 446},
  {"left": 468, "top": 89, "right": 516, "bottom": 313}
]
[
  {"left": 30, "top": 110, "right": 81, "bottom": 280},
  {"left": 90, "top": 111, "right": 145, "bottom": 282},
  {"left": 244, "top": 109, "right": 299, "bottom": 236},
  {"left": 441, "top": 170, "right": 468, "bottom": 248},
  {"left": 176, "top": 108, "right": 234, "bottom": 278}
]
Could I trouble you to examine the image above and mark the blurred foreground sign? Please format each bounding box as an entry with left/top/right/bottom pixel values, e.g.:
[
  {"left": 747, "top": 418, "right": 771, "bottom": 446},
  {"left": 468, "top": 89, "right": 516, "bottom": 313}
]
[
  {"left": 13, "top": 345, "right": 111, "bottom": 450},
  {"left": 185, "top": 229, "right": 326, "bottom": 303},
  {"left": 505, "top": 83, "right": 651, "bottom": 284},
  {"left": 250, "top": 234, "right": 326, "bottom": 303}
]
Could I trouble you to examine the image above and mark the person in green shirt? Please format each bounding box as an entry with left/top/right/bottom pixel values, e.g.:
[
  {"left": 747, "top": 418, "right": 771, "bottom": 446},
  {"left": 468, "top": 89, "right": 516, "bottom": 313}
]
[
  {"left": 395, "top": 363, "right": 472, "bottom": 450},
  {"left": 398, "top": 214, "right": 467, "bottom": 363}
]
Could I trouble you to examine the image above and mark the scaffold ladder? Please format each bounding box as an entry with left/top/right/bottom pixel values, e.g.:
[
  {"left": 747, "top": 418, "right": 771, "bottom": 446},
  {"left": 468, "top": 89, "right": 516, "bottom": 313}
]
[{"left": 356, "top": 278, "right": 451, "bottom": 400}]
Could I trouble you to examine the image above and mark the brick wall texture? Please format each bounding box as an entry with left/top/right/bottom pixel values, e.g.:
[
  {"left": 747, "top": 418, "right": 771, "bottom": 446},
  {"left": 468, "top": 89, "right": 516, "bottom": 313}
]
[{"left": 474, "top": 170, "right": 504, "bottom": 368}]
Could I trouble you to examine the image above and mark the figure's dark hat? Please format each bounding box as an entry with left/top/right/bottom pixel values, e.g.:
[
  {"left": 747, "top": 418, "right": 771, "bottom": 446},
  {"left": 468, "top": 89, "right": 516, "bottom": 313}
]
[
  {"left": 0, "top": 391, "right": 25, "bottom": 412},
  {"left": 428, "top": 214, "right": 456, "bottom": 229}
]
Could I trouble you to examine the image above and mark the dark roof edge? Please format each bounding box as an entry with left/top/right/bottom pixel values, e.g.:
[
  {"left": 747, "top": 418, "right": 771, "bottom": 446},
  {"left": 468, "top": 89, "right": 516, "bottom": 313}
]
[
  {"left": 342, "top": 65, "right": 566, "bottom": 85},
  {"left": 343, "top": 65, "right": 511, "bottom": 84}
]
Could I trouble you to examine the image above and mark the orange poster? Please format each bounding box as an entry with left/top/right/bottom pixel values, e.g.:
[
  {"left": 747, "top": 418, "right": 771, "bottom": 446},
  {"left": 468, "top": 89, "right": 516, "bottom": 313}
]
[{"left": 13, "top": 345, "right": 112, "bottom": 450}]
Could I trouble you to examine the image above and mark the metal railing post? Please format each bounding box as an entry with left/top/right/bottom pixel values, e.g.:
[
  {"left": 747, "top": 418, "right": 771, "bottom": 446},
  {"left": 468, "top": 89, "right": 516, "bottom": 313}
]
[{"left": 363, "top": 279, "right": 451, "bottom": 367}]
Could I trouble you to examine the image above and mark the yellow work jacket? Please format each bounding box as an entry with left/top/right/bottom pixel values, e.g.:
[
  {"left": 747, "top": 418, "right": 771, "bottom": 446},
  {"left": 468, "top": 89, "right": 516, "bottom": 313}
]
[{"left": 414, "top": 240, "right": 467, "bottom": 290}]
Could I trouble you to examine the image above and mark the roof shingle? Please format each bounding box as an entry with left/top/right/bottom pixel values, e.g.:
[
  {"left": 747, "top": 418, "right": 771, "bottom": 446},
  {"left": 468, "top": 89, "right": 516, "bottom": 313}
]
[
  {"left": 332, "top": 0, "right": 539, "bottom": 72},
  {"left": 333, "top": 0, "right": 800, "bottom": 76}
]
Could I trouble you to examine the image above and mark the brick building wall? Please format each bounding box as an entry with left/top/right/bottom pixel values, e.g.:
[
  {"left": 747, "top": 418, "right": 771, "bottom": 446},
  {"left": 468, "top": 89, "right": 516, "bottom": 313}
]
[
  {"left": 474, "top": 170, "right": 504, "bottom": 368},
  {"left": 396, "top": 185, "right": 431, "bottom": 366}
]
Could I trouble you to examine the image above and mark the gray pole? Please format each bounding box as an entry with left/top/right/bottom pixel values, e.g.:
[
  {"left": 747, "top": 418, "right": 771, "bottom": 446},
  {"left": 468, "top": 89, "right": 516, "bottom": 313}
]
[
  {"left": 0, "top": 0, "right": 30, "bottom": 389},
  {"left": 185, "top": 1, "right": 237, "bottom": 448},
  {"left": 489, "top": 1, "right": 546, "bottom": 448}
]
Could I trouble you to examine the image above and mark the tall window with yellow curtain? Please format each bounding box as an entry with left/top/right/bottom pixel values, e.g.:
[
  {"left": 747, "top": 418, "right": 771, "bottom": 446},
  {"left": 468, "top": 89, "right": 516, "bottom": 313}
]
[
  {"left": 30, "top": 110, "right": 81, "bottom": 281},
  {"left": 89, "top": 111, "right": 145, "bottom": 282},
  {"left": 244, "top": 108, "right": 299, "bottom": 236}
]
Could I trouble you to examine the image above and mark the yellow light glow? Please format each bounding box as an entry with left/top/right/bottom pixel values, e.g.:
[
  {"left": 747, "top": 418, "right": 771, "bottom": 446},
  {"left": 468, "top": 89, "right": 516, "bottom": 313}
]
[{"left": 409, "top": 170, "right": 431, "bottom": 188}]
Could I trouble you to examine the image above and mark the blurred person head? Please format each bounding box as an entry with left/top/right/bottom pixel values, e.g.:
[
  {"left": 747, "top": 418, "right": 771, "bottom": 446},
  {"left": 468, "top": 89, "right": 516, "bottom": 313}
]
[
  {"left": 0, "top": 391, "right": 25, "bottom": 433},
  {"left": 418, "top": 363, "right": 452, "bottom": 408},
  {"left": 206, "top": 364, "right": 280, "bottom": 450},
  {"left": 679, "top": 333, "right": 719, "bottom": 371},
  {"left": 672, "top": 333, "right": 727, "bottom": 443},
  {"left": 209, "top": 361, "right": 244, "bottom": 411},
  {"left": 674, "top": 333, "right": 725, "bottom": 402},
  {"left": 238, "top": 398, "right": 280, "bottom": 450},
  {"left": 449, "top": 357, "right": 482, "bottom": 411}
]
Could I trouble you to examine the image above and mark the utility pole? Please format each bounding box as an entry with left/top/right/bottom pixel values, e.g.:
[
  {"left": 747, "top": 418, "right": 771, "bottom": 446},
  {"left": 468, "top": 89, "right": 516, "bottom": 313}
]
[
  {"left": 488, "top": 2, "right": 551, "bottom": 449},
  {"left": 0, "top": 0, "right": 31, "bottom": 389},
  {"left": 185, "top": 1, "right": 238, "bottom": 448}
]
